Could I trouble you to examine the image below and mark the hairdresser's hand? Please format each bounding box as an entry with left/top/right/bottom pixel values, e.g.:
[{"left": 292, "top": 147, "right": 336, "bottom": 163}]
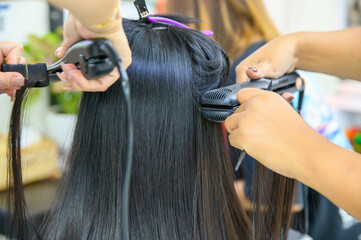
[
  {"left": 56, "top": 63, "right": 120, "bottom": 92},
  {"left": 224, "top": 88, "right": 327, "bottom": 179},
  {"left": 0, "top": 41, "right": 26, "bottom": 98},
  {"left": 236, "top": 34, "right": 298, "bottom": 83},
  {"left": 56, "top": 12, "right": 131, "bottom": 92}
]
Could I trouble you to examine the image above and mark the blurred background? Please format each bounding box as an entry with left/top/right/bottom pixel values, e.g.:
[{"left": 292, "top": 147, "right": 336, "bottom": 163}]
[{"left": 0, "top": 0, "right": 360, "bottom": 227}]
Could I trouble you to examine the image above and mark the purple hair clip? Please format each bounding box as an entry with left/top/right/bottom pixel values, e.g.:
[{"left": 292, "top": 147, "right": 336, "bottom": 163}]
[{"left": 148, "top": 16, "right": 214, "bottom": 37}]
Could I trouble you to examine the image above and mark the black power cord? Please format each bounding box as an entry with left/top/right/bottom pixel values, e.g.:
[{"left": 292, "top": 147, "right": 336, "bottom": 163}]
[{"left": 99, "top": 42, "right": 133, "bottom": 240}]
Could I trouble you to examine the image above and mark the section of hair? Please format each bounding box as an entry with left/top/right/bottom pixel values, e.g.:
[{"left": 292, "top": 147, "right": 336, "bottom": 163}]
[
  {"left": 251, "top": 162, "right": 295, "bottom": 240},
  {"left": 7, "top": 85, "right": 41, "bottom": 239}
]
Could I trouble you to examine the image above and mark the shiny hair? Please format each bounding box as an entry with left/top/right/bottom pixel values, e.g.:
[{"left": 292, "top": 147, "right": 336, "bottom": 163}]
[
  {"left": 166, "top": 0, "right": 279, "bottom": 60},
  {"left": 7, "top": 17, "right": 294, "bottom": 240}
]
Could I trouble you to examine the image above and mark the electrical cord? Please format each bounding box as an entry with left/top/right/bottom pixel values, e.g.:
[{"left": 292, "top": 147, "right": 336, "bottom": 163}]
[
  {"left": 100, "top": 42, "right": 133, "bottom": 240},
  {"left": 294, "top": 87, "right": 309, "bottom": 234},
  {"left": 303, "top": 184, "right": 309, "bottom": 234}
]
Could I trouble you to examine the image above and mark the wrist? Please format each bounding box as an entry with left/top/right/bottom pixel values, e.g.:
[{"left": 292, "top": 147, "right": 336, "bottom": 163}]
[
  {"left": 282, "top": 32, "right": 300, "bottom": 71},
  {"left": 76, "top": 15, "right": 124, "bottom": 41},
  {"left": 292, "top": 131, "right": 331, "bottom": 185},
  {"left": 83, "top": 11, "right": 123, "bottom": 35}
]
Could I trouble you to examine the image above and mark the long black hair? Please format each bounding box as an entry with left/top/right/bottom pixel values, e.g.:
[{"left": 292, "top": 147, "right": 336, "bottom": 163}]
[{"left": 7, "top": 17, "right": 294, "bottom": 240}]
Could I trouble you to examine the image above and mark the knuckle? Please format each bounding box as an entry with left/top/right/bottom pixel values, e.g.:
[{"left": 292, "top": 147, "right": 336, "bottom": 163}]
[
  {"left": 224, "top": 118, "right": 232, "bottom": 132},
  {"left": 228, "top": 133, "right": 235, "bottom": 146}
]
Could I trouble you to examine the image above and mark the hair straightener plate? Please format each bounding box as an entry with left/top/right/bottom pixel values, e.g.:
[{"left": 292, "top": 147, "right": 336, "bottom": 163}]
[
  {"left": 201, "top": 72, "right": 305, "bottom": 122},
  {"left": 1, "top": 39, "right": 116, "bottom": 87}
]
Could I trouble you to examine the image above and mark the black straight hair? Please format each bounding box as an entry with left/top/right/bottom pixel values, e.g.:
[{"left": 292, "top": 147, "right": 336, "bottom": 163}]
[{"left": 7, "top": 17, "right": 294, "bottom": 240}]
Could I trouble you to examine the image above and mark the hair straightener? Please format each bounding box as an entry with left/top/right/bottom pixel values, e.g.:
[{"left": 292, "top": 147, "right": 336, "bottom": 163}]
[
  {"left": 1, "top": 39, "right": 116, "bottom": 87},
  {"left": 201, "top": 72, "right": 305, "bottom": 123},
  {"left": 201, "top": 72, "right": 305, "bottom": 172}
]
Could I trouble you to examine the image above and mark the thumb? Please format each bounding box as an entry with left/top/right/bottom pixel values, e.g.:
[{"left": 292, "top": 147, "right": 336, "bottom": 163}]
[
  {"left": 56, "top": 40, "right": 72, "bottom": 58},
  {"left": 236, "top": 65, "right": 263, "bottom": 83},
  {"left": 0, "top": 72, "right": 25, "bottom": 89},
  {"left": 245, "top": 63, "right": 285, "bottom": 80},
  {"left": 236, "top": 88, "right": 264, "bottom": 105}
]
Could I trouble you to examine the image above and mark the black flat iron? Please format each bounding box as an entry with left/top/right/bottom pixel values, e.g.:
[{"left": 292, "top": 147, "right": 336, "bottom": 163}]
[
  {"left": 1, "top": 39, "right": 116, "bottom": 87},
  {"left": 201, "top": 72, "right": 305, "bottom": 122}
]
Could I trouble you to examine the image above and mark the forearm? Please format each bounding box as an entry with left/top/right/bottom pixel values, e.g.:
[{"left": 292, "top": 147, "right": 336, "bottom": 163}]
[
  {"left": 47, "top": 0, "right": 120, "bottom": 26},
  {"left": 292, "top": 27, "right": 361, "bottom": 80},
  {"left": 297, "top": 136, "right": 361, "bottom": 220}
]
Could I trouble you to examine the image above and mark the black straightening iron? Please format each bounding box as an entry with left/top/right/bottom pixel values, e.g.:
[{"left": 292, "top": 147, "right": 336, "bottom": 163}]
[
  {"left": 0, "top": 39, "right": 116, "bottom": 87},
  {"left": 201, "top": 72, "right": 305, "bottom": 122}
]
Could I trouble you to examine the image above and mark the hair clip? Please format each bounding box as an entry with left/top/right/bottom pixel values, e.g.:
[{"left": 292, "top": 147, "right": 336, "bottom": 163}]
[
  {"left": 134, "top": 0, "right": 150, "bottom": 18},
  {"left": 134, "top": 0, "right": 214, "bottom": 37},
  {"left": 148, "top": 16, "right": 214, "bottom": 37}
]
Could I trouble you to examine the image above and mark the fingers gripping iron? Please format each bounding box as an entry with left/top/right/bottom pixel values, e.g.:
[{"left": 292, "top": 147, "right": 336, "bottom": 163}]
[
  {"left": 0, "top": 39, "right": 116, "bottom": 87},
  {"left": 201, "top": 72, "right": 305, "bottom": 122}
]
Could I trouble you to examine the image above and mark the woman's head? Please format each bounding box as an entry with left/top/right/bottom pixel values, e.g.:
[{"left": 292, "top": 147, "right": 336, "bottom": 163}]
[
  {"left": 8, "top": 17, "right": 293, "bottom": 240},
  {"left": 166, "top": 0, "right": 279, "bottom": 60}
]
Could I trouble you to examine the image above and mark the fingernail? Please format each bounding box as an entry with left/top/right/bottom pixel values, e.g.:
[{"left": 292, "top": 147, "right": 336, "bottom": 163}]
[
  {"left": 12, "top": 77, "right": 25, "bottom": 88},
  {"left": 249, "top": 67, "right": 258, "bottom": 72},
  {"left": 282, "top": 92, "right": 294, "bottom": 102},
  {"left": 55, "top": 47, "right": 61, "bottom": 56}
]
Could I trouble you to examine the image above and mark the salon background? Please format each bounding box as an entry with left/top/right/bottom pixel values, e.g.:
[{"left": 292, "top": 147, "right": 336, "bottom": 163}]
[{"left": 0, "top": 0, "right": 360, "bottom": 240}]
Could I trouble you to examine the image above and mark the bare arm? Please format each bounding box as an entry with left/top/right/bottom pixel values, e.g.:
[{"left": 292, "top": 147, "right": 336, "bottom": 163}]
[
  {"left": 225, "top": 88, "right": 361, "bottom": 221},
  {"left": 299, "top": 138, "right": 361, "bottom": 221},
  {"left": 47, "top": 0, "right": 120, "bottom": 26},
  {"left": 295, "top": 27, "right": 361, "bottom": 80},
  {"left": 236, "top": 27, "right": 361, "bottom": 82}
]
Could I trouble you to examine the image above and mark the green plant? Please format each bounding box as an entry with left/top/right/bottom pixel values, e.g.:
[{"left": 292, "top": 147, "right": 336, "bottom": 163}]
[
  {"left": 50, "top": 83, "right": 81, "bottom": 114},
  {"left": 23, "top": 27, "right": 62, "bottom": 64},
  {"left": 23, "top": 28, "right": 80, "bottom": 114}
]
